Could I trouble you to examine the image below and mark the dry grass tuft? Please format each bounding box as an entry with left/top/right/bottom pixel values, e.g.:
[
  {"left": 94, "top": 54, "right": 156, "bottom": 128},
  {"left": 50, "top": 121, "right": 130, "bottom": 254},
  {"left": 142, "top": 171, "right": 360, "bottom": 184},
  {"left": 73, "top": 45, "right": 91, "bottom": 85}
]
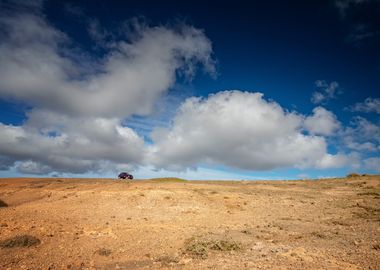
[
  {"left": 96, "top": 248, "right": 112, "bottom": 256},
  {"left": 184, "top": 237, "right": 242, "bottom": 259},
  {"left": 310, "top": 231, "right": 329, "bottom": 239},
  {"left": 156, "top": 255, "right": 180, "bottom": 265},
  {"left": 331, "top": 220, "right": 350, "bottom": 226},
  {"left": 0, "top": 235, "right": 40, "bottom": 248}
]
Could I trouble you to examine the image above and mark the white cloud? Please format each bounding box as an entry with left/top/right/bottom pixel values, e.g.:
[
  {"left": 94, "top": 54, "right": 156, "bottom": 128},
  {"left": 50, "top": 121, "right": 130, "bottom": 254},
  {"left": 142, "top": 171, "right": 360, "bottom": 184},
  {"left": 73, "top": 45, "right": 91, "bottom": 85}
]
[
  {"left": 311, "top": 80, "right": 341, "bottom": 104},
  {"left": 314, "top": 153, "right": 348, "bottom": 169},
  {"left": 364, "top": 157, "right": 380, "bottom": 172},
  {"left": 334, "top": 0, "right": 369, "bottom": 18},
  {"left": 147, "top": 91, "right": 345, "bottom": 171},
  {"left": 349, "top": 97, "right": 380, "bottom": 114},
  {"left": 297, "top": 173, "right": 310, "bottom": 179},
  {"left": 0, "top": 5, "right": 215, "bottom": 174},
  {"left": 346, "top": 24, "right": 380, "bottom": 43},
  {"left": 0, "top": 11, "right": 215, "bottom": 118},
  {"left": 350, "top": 117, "right": 380, "bottom": 144},
  {"left": 135, "top": 165, "right": 258, "bottom": 180},
  {"left": 341, "top": 116, "right": 380, "bottom": 152},
  {"left": 344, "top": 139, "right": 378, "bottom": 152},
  {"left": 304, "top": 107, "right": 341, "bottom": 136},
  {"left": 0, "top": 116, "right": 145, "bottom": 173}
]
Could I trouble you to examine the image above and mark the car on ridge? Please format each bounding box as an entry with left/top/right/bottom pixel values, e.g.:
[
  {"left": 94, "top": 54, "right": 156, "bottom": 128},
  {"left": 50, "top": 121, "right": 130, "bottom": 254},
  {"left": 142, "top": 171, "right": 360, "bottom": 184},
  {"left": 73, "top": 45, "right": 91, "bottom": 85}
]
[{"left": 118, "top": 172, "right": 133, "bottom": 180}]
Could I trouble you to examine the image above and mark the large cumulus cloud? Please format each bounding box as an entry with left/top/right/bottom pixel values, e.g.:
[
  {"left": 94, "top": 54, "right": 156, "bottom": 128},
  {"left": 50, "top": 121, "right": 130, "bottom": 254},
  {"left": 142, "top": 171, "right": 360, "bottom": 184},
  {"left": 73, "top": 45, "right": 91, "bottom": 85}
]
[
  {"left": 0, "top": 114, "right": 145, "bottom": 173},
  {"left": 0, "top": 12, "right": 215, "bottom": 118},
  {"left": 0, "top": 2, "right": 215, "bottom": 174},
  {"left": 147, "top": 91, "right": 346, "bottom": 171}
]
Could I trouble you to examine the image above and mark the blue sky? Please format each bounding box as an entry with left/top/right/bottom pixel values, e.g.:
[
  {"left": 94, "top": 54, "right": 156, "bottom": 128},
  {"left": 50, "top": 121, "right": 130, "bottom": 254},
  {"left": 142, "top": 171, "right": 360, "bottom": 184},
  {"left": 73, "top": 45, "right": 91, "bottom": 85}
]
[{"left": 0, "top": 0, "right": 379, "bottom": 179}]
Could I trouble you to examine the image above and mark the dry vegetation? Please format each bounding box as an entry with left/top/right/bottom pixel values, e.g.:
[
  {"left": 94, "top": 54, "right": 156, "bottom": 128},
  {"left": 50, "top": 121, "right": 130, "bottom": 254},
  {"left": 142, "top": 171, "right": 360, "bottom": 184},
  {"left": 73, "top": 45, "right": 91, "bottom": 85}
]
[
  {"left": 0, "top": 235, "right": 41, "bottom": 248},
  {"left": 0, "top": 175, "right": 379, "bottom": 269}
]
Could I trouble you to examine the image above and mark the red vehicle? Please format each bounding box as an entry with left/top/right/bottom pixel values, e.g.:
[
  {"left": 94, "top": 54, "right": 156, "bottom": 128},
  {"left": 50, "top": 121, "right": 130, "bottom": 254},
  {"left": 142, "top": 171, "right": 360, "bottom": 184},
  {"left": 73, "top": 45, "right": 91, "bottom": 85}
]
[{"left": 118, "top": 172, "right": 133, "bottom": 179}]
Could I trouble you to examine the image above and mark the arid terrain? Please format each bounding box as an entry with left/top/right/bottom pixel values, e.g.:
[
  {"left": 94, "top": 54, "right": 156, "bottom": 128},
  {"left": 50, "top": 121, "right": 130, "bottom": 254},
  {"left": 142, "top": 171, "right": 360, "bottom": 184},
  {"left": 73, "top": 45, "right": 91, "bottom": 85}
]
[{"left": 0, "top": 176, "right": 379, "bottom": 270}]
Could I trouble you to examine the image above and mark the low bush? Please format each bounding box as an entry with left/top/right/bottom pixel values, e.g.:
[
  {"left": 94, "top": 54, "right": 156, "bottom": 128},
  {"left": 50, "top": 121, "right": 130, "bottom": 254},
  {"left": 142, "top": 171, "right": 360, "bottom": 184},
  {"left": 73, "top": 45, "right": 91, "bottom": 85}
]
[
  {"left": 96, "top": 248, "right": 112, "bottom": 256},
  {"left": 184, "top": 237, "right": 242, "bottom": 259},
  {"left": 0, "top": 235, "right": 40, "bottom": 248}
]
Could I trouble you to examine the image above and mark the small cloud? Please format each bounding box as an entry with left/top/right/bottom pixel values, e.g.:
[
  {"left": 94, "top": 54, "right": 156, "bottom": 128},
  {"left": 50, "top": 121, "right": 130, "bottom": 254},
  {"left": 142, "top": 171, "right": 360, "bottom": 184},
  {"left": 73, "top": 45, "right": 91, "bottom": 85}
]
[
  {"left": 311, "top": 92, "right": 325, "bottom": 104},
  {"left": 297, "top": 173, "right": 310, "bottom": 179},
  {"left": 315, "top": 153, "right": 348, "bottom": 169},
  {"left": 304, "top": 106, "right": 341, "bottom": 136},
  {"left": 346, "top": 24, "right": 380, "bottom": 44},
  {"left": 333, "top": 0, "right": 379, "bottom": 46},
  {"left": 63, "top": 3, "right": 85, "bottom": 18},
  {"left": 349, "top": 97, "right": 380, "bottom": 114},
  {"left": 340, "top": 116, "right": 380, "bottom": 152},
  {"left": 311, "top": 80, "right": 341, "bottom": 104},
  {"left": 87, "top": 19, "right": 113, "bottom": 47},
  {"left": 334, "top": 0, "right": 369, "bottom": 18}
]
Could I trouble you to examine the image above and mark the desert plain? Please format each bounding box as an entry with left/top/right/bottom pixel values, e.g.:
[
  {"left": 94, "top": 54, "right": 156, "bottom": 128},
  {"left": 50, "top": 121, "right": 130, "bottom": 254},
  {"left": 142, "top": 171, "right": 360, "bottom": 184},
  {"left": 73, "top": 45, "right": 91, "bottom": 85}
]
[{"left": 0, "top": 175, "right": 379, "bottom": 270}]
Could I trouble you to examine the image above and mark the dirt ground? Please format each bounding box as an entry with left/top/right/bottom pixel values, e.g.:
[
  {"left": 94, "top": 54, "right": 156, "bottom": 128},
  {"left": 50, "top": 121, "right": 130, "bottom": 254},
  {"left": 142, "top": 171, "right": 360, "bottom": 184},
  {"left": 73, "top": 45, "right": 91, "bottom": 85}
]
[{"left": 0, "top": 176, "right": 379, "bottom": 270}]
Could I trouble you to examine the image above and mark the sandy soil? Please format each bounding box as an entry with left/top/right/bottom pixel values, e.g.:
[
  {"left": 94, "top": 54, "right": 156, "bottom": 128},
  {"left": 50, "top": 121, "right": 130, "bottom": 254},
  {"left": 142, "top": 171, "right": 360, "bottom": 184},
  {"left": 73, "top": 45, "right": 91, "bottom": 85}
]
[{"left": 0, "top": 176, "right": 379, "bottom": 270}]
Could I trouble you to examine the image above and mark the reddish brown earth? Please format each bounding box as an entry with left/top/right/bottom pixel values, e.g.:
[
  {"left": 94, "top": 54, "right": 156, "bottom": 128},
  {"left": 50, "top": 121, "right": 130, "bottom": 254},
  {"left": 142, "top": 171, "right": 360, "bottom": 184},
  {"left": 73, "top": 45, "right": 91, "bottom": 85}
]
[{"left": 0, "top": 176, "right": 379, "bottom": 270}]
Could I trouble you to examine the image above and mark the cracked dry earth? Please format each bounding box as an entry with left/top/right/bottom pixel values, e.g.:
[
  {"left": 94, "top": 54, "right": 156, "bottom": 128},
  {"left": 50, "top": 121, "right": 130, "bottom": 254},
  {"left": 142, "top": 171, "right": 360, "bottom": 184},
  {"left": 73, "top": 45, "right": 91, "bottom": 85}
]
[{"left": 0, "top": 176, "right": 379, "bottom": 270}]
